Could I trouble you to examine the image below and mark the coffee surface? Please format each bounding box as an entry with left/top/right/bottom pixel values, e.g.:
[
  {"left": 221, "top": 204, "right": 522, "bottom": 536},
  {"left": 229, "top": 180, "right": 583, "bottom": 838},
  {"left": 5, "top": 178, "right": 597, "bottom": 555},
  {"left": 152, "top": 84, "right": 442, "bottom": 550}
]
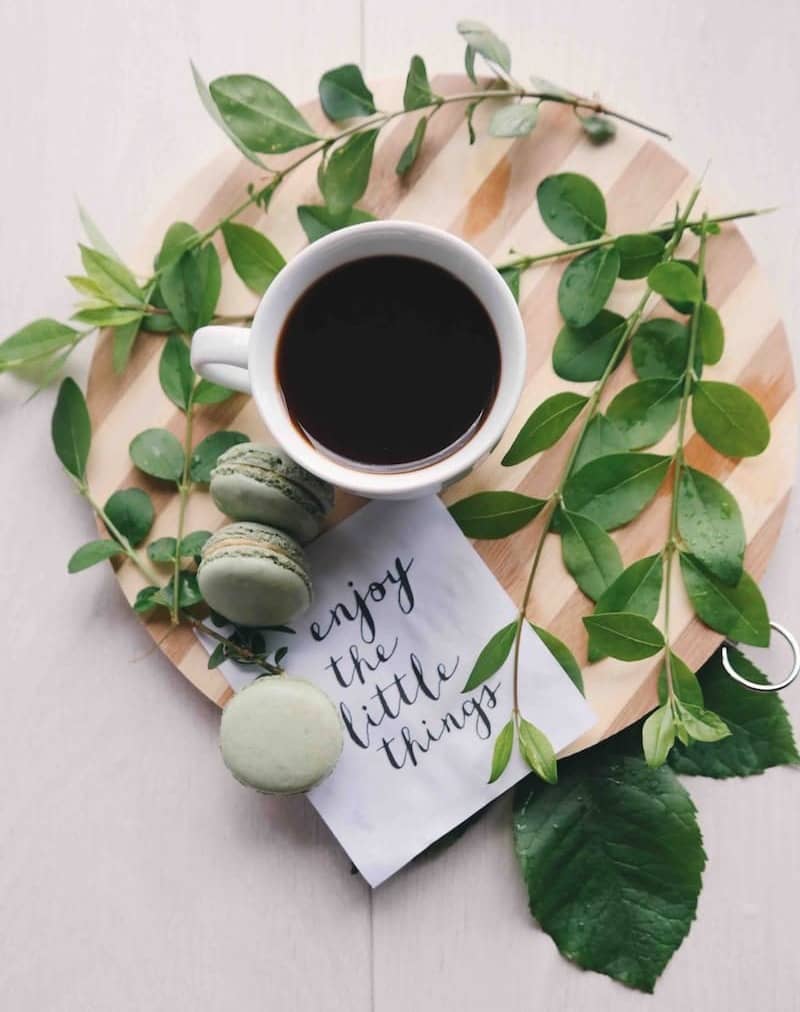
[{"left": 276, "top": 255, "right": 500, "bottom": 469}]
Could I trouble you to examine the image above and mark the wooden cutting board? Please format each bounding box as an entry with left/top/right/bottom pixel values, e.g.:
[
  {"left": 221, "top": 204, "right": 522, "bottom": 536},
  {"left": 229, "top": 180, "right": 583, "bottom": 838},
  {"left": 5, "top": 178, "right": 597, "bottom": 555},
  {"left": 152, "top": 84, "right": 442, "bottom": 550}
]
[{"left": 85, "top": 75, "right": 797, "bottom": 753}]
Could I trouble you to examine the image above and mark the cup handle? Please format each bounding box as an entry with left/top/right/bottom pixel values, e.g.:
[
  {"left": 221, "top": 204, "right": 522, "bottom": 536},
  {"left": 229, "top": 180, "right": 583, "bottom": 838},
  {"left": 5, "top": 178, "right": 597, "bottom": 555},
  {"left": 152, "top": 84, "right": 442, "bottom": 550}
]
[{"left": 191, "top": 325, "right": 252, "bottom": 393}]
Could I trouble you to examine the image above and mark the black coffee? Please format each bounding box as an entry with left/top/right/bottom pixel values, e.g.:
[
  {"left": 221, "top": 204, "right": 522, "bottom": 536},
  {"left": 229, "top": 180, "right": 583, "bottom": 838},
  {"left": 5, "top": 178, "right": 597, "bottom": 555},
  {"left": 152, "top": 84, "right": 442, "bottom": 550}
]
[{"left": 276, "top": 255, "right": 501, "bottom": 469}]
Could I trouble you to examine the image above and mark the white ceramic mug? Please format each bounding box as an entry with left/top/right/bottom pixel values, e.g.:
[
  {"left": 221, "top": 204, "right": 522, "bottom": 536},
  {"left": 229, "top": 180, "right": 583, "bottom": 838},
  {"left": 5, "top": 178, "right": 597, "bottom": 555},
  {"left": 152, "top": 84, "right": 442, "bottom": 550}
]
[{"left": 191, "top": 220, "right": 526, "bottom": 500}]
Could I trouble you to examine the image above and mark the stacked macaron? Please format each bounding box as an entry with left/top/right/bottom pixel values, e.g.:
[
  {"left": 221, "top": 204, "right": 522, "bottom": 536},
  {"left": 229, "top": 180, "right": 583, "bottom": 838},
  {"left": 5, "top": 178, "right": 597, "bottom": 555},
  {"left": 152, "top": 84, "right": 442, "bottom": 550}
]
[{"left": 198, "top": 443, "right": 334, "bottom": 629}]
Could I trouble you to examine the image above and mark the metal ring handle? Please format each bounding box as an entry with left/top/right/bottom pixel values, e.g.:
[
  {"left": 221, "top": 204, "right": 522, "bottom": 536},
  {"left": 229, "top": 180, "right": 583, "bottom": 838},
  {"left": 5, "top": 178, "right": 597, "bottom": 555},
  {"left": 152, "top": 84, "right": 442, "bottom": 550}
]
[{"left": 721, "top": 622, "right": 800, "bottom": 692}]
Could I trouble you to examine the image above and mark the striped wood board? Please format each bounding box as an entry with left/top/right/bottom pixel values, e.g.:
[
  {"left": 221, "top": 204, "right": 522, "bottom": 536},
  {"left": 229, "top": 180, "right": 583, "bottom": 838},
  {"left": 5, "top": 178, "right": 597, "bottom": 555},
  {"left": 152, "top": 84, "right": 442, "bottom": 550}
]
[{"left": 86, "top": 75, "right": 797, "bottom": 754}]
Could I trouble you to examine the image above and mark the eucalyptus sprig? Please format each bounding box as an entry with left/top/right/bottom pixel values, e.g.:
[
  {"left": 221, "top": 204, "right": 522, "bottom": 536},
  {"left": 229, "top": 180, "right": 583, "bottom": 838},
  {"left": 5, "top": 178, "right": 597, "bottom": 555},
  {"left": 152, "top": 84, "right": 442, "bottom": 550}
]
[{"left": 450, "top": 172, "right": 773, "bottom": 782}]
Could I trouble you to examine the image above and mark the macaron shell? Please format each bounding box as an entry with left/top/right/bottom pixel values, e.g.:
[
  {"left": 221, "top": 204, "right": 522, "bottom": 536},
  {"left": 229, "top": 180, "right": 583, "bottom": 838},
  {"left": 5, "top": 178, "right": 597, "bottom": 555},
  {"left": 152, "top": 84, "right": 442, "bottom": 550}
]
[
  {"left": 220, "top": 676, "right": 344, "bottom": 794},
  {"left": 211, "top": 471, "right": 321, "bottom": 543},
  {"left": 198, "top": 552, "right": 311, "bottom": 627}
]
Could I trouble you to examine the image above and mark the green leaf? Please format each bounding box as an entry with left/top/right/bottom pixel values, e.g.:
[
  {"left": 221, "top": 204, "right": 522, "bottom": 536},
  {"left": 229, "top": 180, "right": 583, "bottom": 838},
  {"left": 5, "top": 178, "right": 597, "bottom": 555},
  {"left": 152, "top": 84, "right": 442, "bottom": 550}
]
[
  {"left": 51, "top": 378, "right": 91, "bottom": 481},
  {"left": 71, "top": 307, "right": 144, "bottom": 327},
  {"left": 191, "top": 62, "right": 268, "bottom": 169},
  {"left": 77, "top": 202, "right": 121, "bottom": 261},
  {"left": 677, "top": 466, "right": 744, "bottom": 586},
  {"left": 395, "top": 116, "right": 427, "bottom": 176},
  {"left": 697, "top": 303, "right": 724, "bottom": 364},
  {"left": 591, "top": 554, "right": 663, "bottom": 661},
  {"left": 180, "top": 530, "right": 212, "bottom": 556},
  {"left": 631, "top": 317, "right": 700, "bottom": 381},
  {"left": 642, "top": 704, "right": 675, "bottom": 767},
  {"left": 161, "top": 571, "right": 204, "bottom": 609},
  {"left": 606, "top": 378, "right": 681, "bottom": 449},
  {"left": 648, "top": 260, "right": 702, "bottom": 307},
  {"left": 572, "top": 413, "right": 626, "bottom": 471},
  {"left": 502, "top": 391, "right": 588, "bottom": 466},
  {"left": 133, "top": 585, "right": 162, "bottom": 614},
  {"left": 189, "top": 430, "right": 249, "bottom": 484},
  {"left": 155, "top": 221, "right": 199, "bottom": 271},
  {"left": 465, "top": 98, "right": 481, "bottom": 143},
  {"left": 560, "top": 509, "right": 623, "bottom": 601},
  {"left": 580, "top": 114, "right": 616, "bottom": 145},
  {"left": 296, "top": 204, "right": 376, "bottom": 243},
  {"left": 318, "top": 64, "right": 375, "bottom": 120},
  {"left": 657, "top": 651, "right": 704, "bottom": 706},
  {"left": 563, "top": 452, "right": 670, "bottom": 530},
  {"left": 489, "top": 102, "right": 539, "bottom": 138},
  {"left": 0, "top": 319, "right": 78, "bottom": 370},
  {"left": 319, "top": 129, "right": 379, "bottom": 216},
  {"left": 614, "top": 233, "right": 666, "bottom": 280},
  {"left": 464, "top": 44, "right": 477, "bottom": 84},
  {"left": 668, "top": 646, "right": 800, "bottom": 777},
  {"left": 488, "top": 720, "right": 514, "bottom": 783},
  {"left": 193, "top": 379, "right": 235, "bottom": 405},
  {"left": 79, "top": 245, "right": 143, "bottom": 305},
  {"left": 552, "top": 309, "right": 626, "bottom": 382},
  {"left": 403, "top": 55, "right": 436, "bottom": 111},
  {"left": 680, "top": 554, "right": 770, "bottom": 646},
  {"left": 449, "top": 491, "right": 545, "bottom": 539},
  {"left": 514, "top": 741, "right": 704, "bottom": 992},
  {"left": 104, "top": 487, "right": 154, "bottom": 546},
  {"left": 148, "top": 537, "right": 178, "bottom": 563},
  {"left": 518, "top": 719, "right": 557, "bottom": 783},
  {"left": 208, "top": 642, "right": 227, "bottom": 669},
  {"left": 675, "top": 702, "right": 730, "bottom": 743},
  {"left": 665, "top": 259, "right": 707, "bottom": 314},
  {"left": 129, "top": 428, "right": 185, "bottom": 483},
  {"left": 67, "top": 539, "right": 124, "bottom": 573},
  {"left": 208, "top": 74, "right": 319, "bottom": 154},
  {"left": 111, "top": 320, "right": 140, "bottom": 375},
  {"left": 497, "top": 265, "right": 520, "bottom": 302},
  {"left": 462, "top": 620, "right": 518, "bottom": 692},
  {"left": 160, "top": 244, "right": 221, "bottom": 333},
  {"left": 583, "top": 611, "right": 664, "bottom": 661},
  {"left": 456, "top": 20, "right": 511, "bottom": 73},
  {"left": 536, "top": 173, "right": 607, "bottom": 243},
  {"left": 558, "top": 246, "right": 620, "bottom": 328},
  {"left": 221, "top": 222, "right": 285, "bottom": 294},
  {"left": 532, "top": 625, "right": 583, "bottom": 694},
  {"left": 159, "top": 335, "right": 195, "bottom": 411},
  {"left": 692, "top": 381, "right": 770, "bottom": 458}
]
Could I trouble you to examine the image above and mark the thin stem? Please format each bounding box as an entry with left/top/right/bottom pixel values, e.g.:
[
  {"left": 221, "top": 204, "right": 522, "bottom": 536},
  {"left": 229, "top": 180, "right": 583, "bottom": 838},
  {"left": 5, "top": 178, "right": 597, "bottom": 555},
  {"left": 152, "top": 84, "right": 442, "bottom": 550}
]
[
  {"left": 182, "top": 613, "right": 283, "bottom": 675},
  {"left": 81, "top": 485, "right": 161, "bottom": 585},
  {"left": 171, "top": 399, "right": 195, "bottom": 624},
  {"left": 662, "top": 215, "right": 709, "bottom": 700}
]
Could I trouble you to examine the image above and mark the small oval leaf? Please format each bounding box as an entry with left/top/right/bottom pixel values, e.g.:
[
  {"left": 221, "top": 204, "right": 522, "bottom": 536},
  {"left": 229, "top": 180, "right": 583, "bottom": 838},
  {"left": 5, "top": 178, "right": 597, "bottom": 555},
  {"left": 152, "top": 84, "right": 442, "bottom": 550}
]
[
  {"left": 189, "top": 430, "right": 249, "bottom": 484},
  {"left": 606, "top": 379, "right": 681, "bottom": 449},
  {"left": 104, "top": 487, "right": 155, "bottom": 547},
  {"left": 692, "top": 381, "right": 770, "bottom": 458},
  {"left": 536, "top": 173, "right": 607, "bottom": 243},
  {"left": 502, "top": 391, "right": 588, "bottom": 466},
  {"left": 558, "top": 246, "right": 621, "bottom": 328},
  {"left": 221, "top": 222, "right": 286, "bottom": 294},
  {"left": 209, "top": 74, "right": 320, "bottom": 153},
  {"left": 552, "top": 309, "right": 626, "bottom": 382},
  {"left": 320, "top": 129, "right": 379, "bottom": 216},
  {"left": 319, "top": 64, "right": 375, "bottom": 120},
  {"left": 614, "top": 233, "right": 666, "bottom": 279},
  {"left": 129, "top": 428, "right": 185, "bottom": 483},
  {"left": 677, "top": 466, "right": 745, "bottom": 586},
  {"left": 51, "top": 378, "right": 91, "bottom": 481}
]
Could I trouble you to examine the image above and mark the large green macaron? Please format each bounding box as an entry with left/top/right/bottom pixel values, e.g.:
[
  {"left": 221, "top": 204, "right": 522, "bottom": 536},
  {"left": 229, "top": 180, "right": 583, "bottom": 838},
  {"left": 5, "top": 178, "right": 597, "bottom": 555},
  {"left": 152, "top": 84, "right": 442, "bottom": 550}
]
[
  {"left": 220, "top": 675, "right": 343, "bottom": 794},
  {"left": 210, "top": 443, "right": 335, "bottom": 543},
  {"left": 197, "top": 521, "right": 312, "bottom": 628}
]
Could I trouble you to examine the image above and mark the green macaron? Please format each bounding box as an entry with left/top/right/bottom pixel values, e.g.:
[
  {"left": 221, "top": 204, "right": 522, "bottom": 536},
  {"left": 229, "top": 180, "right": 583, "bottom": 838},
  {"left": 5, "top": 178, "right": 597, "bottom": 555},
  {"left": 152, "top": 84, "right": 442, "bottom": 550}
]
[
  {"left": 210, "top": 443, "right": 335, "bottom": 543},
  {"left": 197, "top": 522, "right": 312, "bottom": 628},
  {"left": 220, "top": 675, "right": 343, "bottom": 794}
]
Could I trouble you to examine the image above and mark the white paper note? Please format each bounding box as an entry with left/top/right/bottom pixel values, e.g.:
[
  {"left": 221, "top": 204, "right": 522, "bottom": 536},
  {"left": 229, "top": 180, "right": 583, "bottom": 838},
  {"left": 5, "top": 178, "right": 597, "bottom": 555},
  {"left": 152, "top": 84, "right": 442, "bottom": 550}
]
[{"left": 202, "top": 496, "right": 595, "bottom": 886}]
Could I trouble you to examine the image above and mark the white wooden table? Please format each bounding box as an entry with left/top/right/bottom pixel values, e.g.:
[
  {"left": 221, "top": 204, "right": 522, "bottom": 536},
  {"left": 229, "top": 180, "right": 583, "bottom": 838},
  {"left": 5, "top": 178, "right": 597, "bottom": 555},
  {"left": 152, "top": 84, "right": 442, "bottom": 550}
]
[{"left": 1, "top": 2, "right": 798, "bottom": 1008}]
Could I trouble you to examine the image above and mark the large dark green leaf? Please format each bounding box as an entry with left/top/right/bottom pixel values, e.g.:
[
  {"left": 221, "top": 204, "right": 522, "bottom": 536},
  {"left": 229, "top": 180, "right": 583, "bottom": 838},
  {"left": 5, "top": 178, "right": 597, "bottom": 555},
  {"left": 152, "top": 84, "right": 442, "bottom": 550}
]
[
  {"left": 677, "top": 466, "right": 744, "bottom": 586},
  {"left": 551, "top": 309, "right": 625, "bottom": 382},
  {"left": 532, "top": 624, "right": 584, "bottom": 694},
  {"left": 51, "top": 378, "right": 91, "bottom": 481},
  {"left": 572, "top": 414, "right": 626, "bottom": 471},
  {"left": 104, "top": 488, "right": 154, "bottom": 546},
  {"left": 462, "top": 620, "right": 518, "bottom": 692},
  {"left": 129, "top": 428, "right": 185, "bottom": 483},
  {"left": 614, "top": 233, "right": 666, "bottom": 280},
  {"left": 296, "top": 204, "right": 376, "bottom": 243},
  {"left": 560, "top": 509, "right": 623, "bottom": 601},
  {"left": 189, "top": 430, "right": 249, "bottom": 484},
  {"left": 606, "top": 378, "right": 681, "bottom": 449},
  {"left": 209, "top": 74, "right": 319, "bottom": 153},
  {"left": 403, "top": 55, "right": 436, "bottom": 111},
  {"left": 692, "top": 381, "right": 770, "bottom": 458},
  {"left": 680, "top": 554, "right": 770, "bottom": 646},
  {"left": 583, "top": 611, "right": 664, "bottom": 660},
  {"left": 536, "top": 173, "right": 607, "bottom": 243},
  {"left": 591, "top": 554, "right": 663, "bottom": 661},
  {"left": 318, "top": 64, "right": 375, "bottom": 120},
  {"left": 319, "top": 129, "right": 379, "bottom": 215},
  {"left": 558, "top": 246, "right": 620, "bottom": 328},
  {"left": 221, "top": 222, "right": 285, "bottom": 294},
  {"left": 0, "top": 319, "right": 78, "bottom": 370},
  {"left": 159, "top": 335, "right": 195, "bottom": 412},
  {"left": 456, "top": 20, "right": 511, "bottom": 73},
  {"left": 669, "top": 646, "right": 799, "bottom": 777},
  {"left": 448, "top": 491, "right": 546, "bottom": 539},
  {"left": 514, "top": 741, "right": 705, "bottom": 993},
  {"left": 563, "top": 452, "right": 670, "bottom": 530},
  {"left": 501, "top": 391, "right": 588, "bottom": 466},
  {"left": 631, "top": 317, "right": 699, "bottom": 380}
]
